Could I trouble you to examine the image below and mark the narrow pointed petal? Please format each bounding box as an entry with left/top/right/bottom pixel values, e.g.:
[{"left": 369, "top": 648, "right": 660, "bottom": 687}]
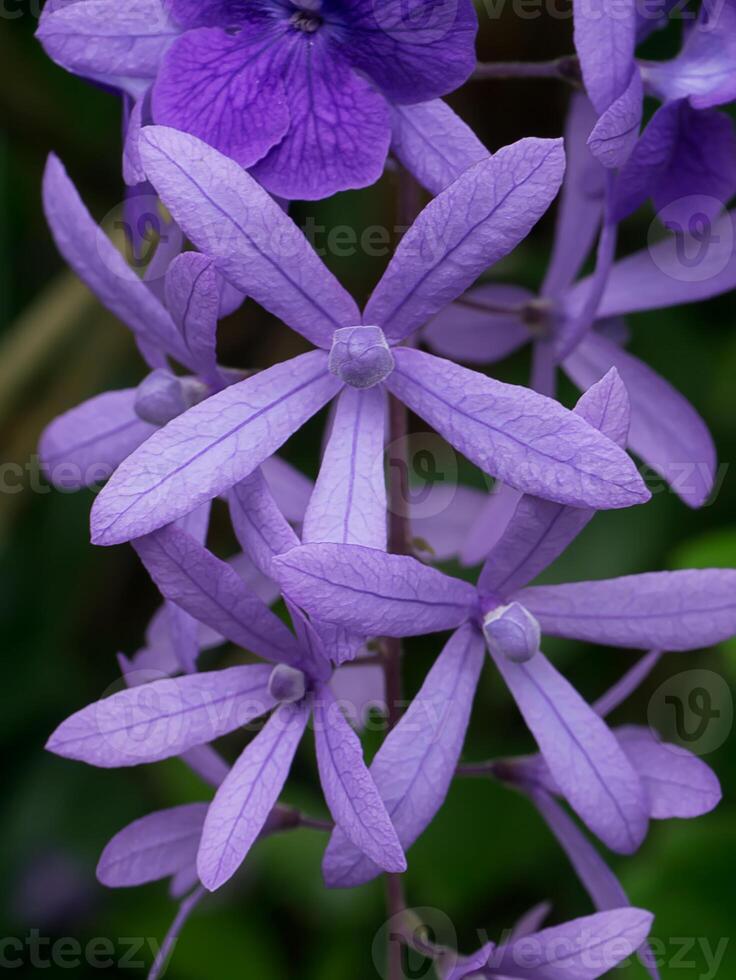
[
  {"left": 46, "top": 665, "right": 275, "bottom": 767},
  {"left": 133, "top": 526, "right": 303, "bottom": 666},
  {"left": 273, "top": 543, "right": 476, "bottom": 637},
  {"left": 43, "top": 154, "right": 194, "bottom": 369},
  {"left": 422, "top": 284, "right": 532, "bottom": 365},
  {"left": 366, "top": 139, "right": 565, "bottom": 344},
  {"left": 39, "top": 389, "right": 155, "bottom": 490},
  {"left": 573, "top": 0, "right": 636, "bottom": 114},
  {"left": 615, "top": 725, "right": 722, "bottom": 819},
  {"left": 303, "top": 387, "right": 387, "bottom": 551},
  {"left": 260, "top": 455, "right": 313, "bottom": 525},
  {"left": 460, "top": 483, "right": 523, "bottom": 568},
  {"left": 411, "top": 484, "right": 488, "bottom": 562},
  {"left": 314, "top": 686, "right": 405, "bottom": 873},
  {"left": 197, "top": 701, "right": 309, "bottom": 891},
  {"left": 491, "top": 908, "right": 653, "bottom": 979},
  {"left": 587, "top": 68, "right": 643, "bottom": 169},
  {"left": 91, "top": 351, "right": 340, "bottom": 546},
  {"left": 139, "top": 127, "right": 360, "bottom": 347},
  {"left": 386, "top": 348, "right": 648, "bottom": 510},
  {"left": 489, "top": 648, "right": 649, "bottom": 853},
  {"left": 36, "top": 0, "right": 178, "bottom": 83},
  {"left": 519, "top": 569, "right": 736, "bottom": 651},
  {"left": 229, "top": 470, "right": 300, "bottom": 579},
  {"left": 479, "top": 369, "right": 631, "bottom": 596},
  {"left": 148, "top": 886, "right": 206, "bottom": 980},
  {"left": 390, "top": 99, "right": 489, "bottom": 195},
  {"left": 97, "top": 804, "right": 207, "bottom": 887},
  {"left": 164, "top": 252, "right": 223, "bottom": 386},
  {"left": 593, "top": 651, "right": 663, "bottom": 718},
  {"left": 565, "top": 332, "right": 717, "bottom": 508},
  {"left": 531, "top": 789, "right": 631, "bottom": 912},
  {"left": 567, "top": 210, "right": 736, "bottom": 318},
  {"left": 543, "top": 93, "right": 605, "bottom": 298},
  {"left": 164, "top": 502, "right": 212, "bottom": 674},
  {"left": 323, "top": 623, "right": 484, "bottom": 887}
]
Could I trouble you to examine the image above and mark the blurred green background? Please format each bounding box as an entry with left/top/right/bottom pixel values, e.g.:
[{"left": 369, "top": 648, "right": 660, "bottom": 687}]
[{"left": 1, "top": 3, "right": 735, "bottom": 978}]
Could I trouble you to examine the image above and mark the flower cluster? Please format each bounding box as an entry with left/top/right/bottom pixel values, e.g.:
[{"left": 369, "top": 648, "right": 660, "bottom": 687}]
[{"left": 36, "top": 1, "right": 735, "bottom": 977}]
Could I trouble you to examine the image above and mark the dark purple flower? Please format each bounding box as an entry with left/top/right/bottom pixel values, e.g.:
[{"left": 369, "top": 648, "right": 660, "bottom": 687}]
[{"left": 37, "top": 0, "right": 478, "bottom": 199}]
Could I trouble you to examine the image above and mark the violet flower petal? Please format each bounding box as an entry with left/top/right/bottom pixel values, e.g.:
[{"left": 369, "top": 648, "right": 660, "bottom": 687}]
[
  {"left": 197, "top": 700, "right": 310, "bottom": 891},
  {"left": 390, "top": 99, "right": 489, "bottom": 195},
  {"left": 386, "top": 348, "right": 648, "bottom": 510},
  {"left": 91, "top": 351, "right": 340, "bottom": 545},
  {"left": 133, "top": 525, "right": 303, "bottom": 667},
  {"left": 314, "top": 685, "right": 406, "bottom": 873},
  {"left": 573, "top": 0, "right": 636, "bottom": 114},
  {"left": 229, "top": 470, "right": 300, "bottom": 580},
  {"left": 519, "top": 569, "right": 736, "bottom": 651},
  {"left": 489, "top": 648, "right": 649, "bottom": 854},
  {"left": 97, "top": 803, "right": 207, "bottom": 887},
  {"left": 615, "top": 725, "right": 722, "bottom": 819},
  {"left": 43, "top": 154, "right": 193, "bottom": 370},
  {"left": 164, "top": 252, "right": 223, "bottom": 387},
  {"left": 478, "top": 368, "right": 631, "bottom": 597},
  {"left": 587, "top": 67, "right": 643, "bottom": 170},
  {"left": 273, "top": 542, "right": 476, "bottom": 637},
  {"left": 46, "top": 664, "right": 275, "bottom": 767},
  {"left": 565, "top": 331, "right": 717, "bottom": 508},
  {"left": 323, "top": 623, "right": 484, "bottom": 887},
  {"left": 39, "top": 389, "right": 156, "bottom": 491},
  {"left": 366, "top": 139, "right": 565, "bottom": 344},
  {"left": 139, "top": 126, "right": 361, "bottom": 348},
  {"left": 303, "top": 386, "right": 387, "bottom": 551}
]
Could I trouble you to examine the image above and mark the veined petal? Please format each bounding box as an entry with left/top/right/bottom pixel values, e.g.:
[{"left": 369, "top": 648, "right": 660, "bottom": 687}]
[
  {"left": 91, "top": 351, "right": 340, "bottom": 545},
  {"left": 386, "top": 348, "right": 648, "bottom": 510},
  {"left": 366, "top": 139, "right": 565, "bottom": 344},
  {"left": 197, "top": 700, "right": 309, "bottom": 890},
  {"left": 229, "top": 470, "right": 300, "bottom": 579},
  {"left": 46, "top": 665, "right": 275, "bottom": 767},
  {"left": 39, "top": 389, "right": 156, "bottom": 490},
  {"left": 164, "top": 252, "right": 223, "bottom": 386},
  {"left": 139, "top": 126, "right": 361, "bottom": 347},
  {"left": 97, "top": 803, "right": 207, "bottom": 887},
  {"left": 152, "top": 27, "right": 290, "bottom": 170},
  {"left": 565, "top": 331, "right": 716, "bottom": 507},
  {"left": 249, "top": 35, "right": 392, "bottom": 200},
  {"left": 133, "top": 526, "right": 303, "bottom": 666},
  {"left": 519, "top": 569, "right": 736, "bottom": 651},
  {"left": 314, "top": 686, "right": 405, "bottom": 873},
  {"left": 489, "top": 648, "right": 649, "bottom": 854},
  {"left": 36, "top": 0, "right": 178, "bottom": 82},
  {"left": 42, "top": 154, "right": 193, "bottom": 369},
  {"left": 478, "top": 369, "right": 631, "bottom": 596},
  {"left": 587, "top": 67, "right": 643, "bottom": 169},
  {"left": 323, "top": 623, "right": 484, "bottom": 887},
  {"left": 303, "top": 386, "right": 387, "bottom": 551},
  {"left": 573, "top": 0, "right": 636, "bottom": 113},
  {"left": 390, "top": 99, "right": 488, "bottom": 195},
  {"left": 273, "top": 543, "right": 476, "bottom": 637}
]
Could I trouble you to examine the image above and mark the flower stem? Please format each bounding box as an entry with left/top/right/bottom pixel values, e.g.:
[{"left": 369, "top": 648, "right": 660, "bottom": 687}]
[{"left": 472, "top": 55, "right": 581, "bottom": 85}]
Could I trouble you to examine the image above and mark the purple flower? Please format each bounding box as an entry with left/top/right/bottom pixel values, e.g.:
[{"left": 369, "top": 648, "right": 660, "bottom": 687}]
[
  {"left": 47, "top": 518, "right": 407, "bottom": 891},
  {"left": 443, "top": 907, "right": 654, "bottom": 980},
  {"left": 37, "top": 0, "right": 478, "bottom": 199},
  {"left": 273, "top": 371, "right": 736, "bottom": 867},
  {"left": 88, "top": 126, "right": 651, "bottom": 547},
  {"left": 424, "top": 94, "right": 734, "bottom": 514}
]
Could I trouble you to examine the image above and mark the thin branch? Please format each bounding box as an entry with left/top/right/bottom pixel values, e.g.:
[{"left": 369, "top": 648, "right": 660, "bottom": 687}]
[{"left": 472, "top": 55, "right": 581, "bottom": 86}]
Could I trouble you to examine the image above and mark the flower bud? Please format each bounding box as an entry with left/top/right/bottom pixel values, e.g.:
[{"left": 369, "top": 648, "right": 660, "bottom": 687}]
[
  {"left": 483, "top": 602, "right": 541, "bottom": 664},
  {"left": 268, "top": 664, "right": 307, "bottom": 704},
  {"left": 328, "top": 325, "right": 394, "bottom": 389},
  {"left": 134, "top": 370, "right": 207, "bottom": 426}
]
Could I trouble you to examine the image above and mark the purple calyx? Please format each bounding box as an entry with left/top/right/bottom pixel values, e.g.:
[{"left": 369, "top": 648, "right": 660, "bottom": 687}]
[
  {"left": 134, "top": 369, "right": 208, "bottom": 426},
  {"left": 328, "top": 326, "right": 395, "bottom": 389},
  {"left": 482, "top": 601, "right": 541, "bottom": 664},
  {"left": 268, "top": 664, "right": 308, "bottom": 704}
]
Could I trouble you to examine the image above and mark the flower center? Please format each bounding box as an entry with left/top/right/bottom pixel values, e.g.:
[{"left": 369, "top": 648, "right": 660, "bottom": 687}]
[
  {"left": 328, "top": 326, "right": 395, "bottom": 389},
  {"left": 289, "top": 0, "right": 323, "bottom": 32},
  {"left": 483, "top": 602, "right": 541, "bottom": 664},
  {"left": 134, "top": 370, "right": 208, "bottom": 427},
  {"left": 268, "top": 664, "right": 308, "bottom": 704}
]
